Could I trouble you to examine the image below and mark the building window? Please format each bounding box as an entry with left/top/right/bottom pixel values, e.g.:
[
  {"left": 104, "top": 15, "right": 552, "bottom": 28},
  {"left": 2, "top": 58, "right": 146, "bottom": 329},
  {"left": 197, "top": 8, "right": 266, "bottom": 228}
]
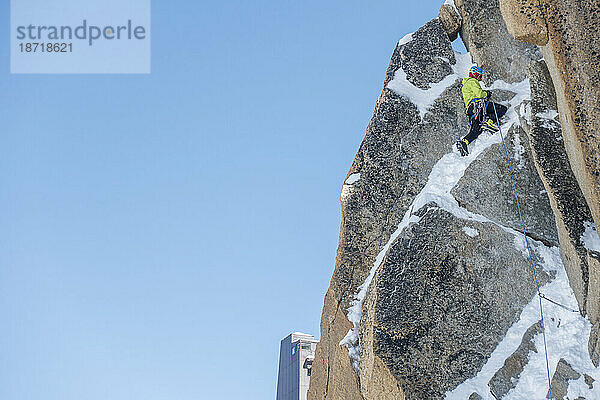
[
  {"left": 301, "top": 344, "right": 311, "bottom": 350},
  {"left": 307, "top": 368, "right": 311, "bottom": 377}
]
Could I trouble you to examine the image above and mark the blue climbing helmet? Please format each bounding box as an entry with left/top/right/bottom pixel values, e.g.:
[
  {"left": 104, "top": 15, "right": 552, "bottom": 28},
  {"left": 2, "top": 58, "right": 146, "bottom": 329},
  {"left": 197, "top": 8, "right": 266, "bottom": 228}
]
[{"left": 469, "top": 66, "right": 483, "bottom": 80}]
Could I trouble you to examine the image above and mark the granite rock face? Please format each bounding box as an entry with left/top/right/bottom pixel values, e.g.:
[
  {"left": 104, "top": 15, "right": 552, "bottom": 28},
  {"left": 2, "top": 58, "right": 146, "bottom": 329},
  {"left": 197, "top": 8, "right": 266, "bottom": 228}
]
[
  {"left": 590, "top": 322, "right": 600, "bottom": 367},
  {"left": 310, "top": 1, "right": 600, "bottom": 398},
  {"left": 401, "top": 19, "right": 457, "bottom": 90},
  {"left": 454, "top": 0, "right": 541, "bottom": 83},
  {"left": 499, "top": 0, "right": 548, "bottom": 45},
  {"left": 539, "top": 0, "right": 600, "bottom": 367},
  {"left": 504, "top": 3, "right": 600, "bottom": 362},
  {"left": 527, "top": 60, "right": 600, "bottom": 322},
  {"left": 547, "top": 358, "right": 583, "bottom": 399},
  {"left": 452, "top": 120, "right": 558, "bottom": 246},
  {"left": 439, "top": 3, "right": 462, "bottom": 41},
  {"left": 488, "top": 320, "right": 542, "bottom": 398},
  {"left": 360, "top": 206, "right": 548, "bottom": 399},
  {"left": 311, "top": 12, "right": 554, "bottom": 399},
  {"left": 501, "top": 0, "right": 600, "bottom": 245},
  {"left": 308, "top": 19, "right": 466, "bottom": 400}
]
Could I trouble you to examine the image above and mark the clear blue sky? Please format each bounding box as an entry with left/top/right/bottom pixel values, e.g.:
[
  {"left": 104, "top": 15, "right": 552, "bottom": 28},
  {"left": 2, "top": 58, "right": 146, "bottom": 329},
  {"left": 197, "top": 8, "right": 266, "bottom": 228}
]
[{"left": 0, "top": 1, "right": 461, "bottom": 399}]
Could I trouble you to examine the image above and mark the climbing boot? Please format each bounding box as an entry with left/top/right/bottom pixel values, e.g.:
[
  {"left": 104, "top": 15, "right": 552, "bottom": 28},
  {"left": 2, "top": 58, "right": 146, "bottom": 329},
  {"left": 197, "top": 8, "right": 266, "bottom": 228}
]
[
  {"left": 456, "top": 139, "right": 469, "bottom": 157},
  {"left": 482, "top": 118, "right": 499, "bottom": 132}
]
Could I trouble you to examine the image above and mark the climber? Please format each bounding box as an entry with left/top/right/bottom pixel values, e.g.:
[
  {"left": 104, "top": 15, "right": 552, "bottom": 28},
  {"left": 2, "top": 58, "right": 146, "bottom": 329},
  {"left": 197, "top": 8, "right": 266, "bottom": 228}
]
[{"left": 456, "top": 66, "right": 508, "bottom": 157}]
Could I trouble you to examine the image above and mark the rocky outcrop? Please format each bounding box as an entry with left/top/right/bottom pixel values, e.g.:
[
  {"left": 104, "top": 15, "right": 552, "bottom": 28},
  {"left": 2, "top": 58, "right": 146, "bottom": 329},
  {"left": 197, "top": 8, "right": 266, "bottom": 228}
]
[
  {"left": 308, "top": 19, "right": 464, "bottom": 400},
  {"left": 499, "top": 0, "right": 548, "bottom": 45},
  {"left": 439, "top": 3, "right": 462, "bottom": 41},
  {"left": 527, "top": 60, "right": 600, "bottom": 322},
  {"left": 488, "top": 320, "right": 542, "bottom": 398},
  {"left": 311, "top": 3, "right": 561, "bottom": 398},
  {"left": 501, "top": 0, "right": 600, "bottom": 249},
  {"left": 502, "top": 1, "right": 600, "bottom": 364},
  {"left": 360, "top": 206, "right": 549, "bottom": 399},
  {"left": 452, "top": 116, "right": 558, "bottom": 246},
  {"left": 310, "top": 0, "right": 600, "bottom": 398},
  {"left": 547, "top": 358, "right": 585, "bottom": 399},
  {"left": 453, "top": 0, "right": 541, "bottom": 83},
  {"left": 590, "top": 323, "right": 600, "bottom": 367}
]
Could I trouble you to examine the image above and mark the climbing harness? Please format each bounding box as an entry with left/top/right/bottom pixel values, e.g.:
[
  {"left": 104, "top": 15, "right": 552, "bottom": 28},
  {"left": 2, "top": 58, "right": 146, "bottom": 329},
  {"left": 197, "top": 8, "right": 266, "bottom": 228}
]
[
  {"left": 469, "top": 99, "right": 486, "bottom": 122},
  {"left": 493, "top": 102, "right": 555, "bottom": 399}
]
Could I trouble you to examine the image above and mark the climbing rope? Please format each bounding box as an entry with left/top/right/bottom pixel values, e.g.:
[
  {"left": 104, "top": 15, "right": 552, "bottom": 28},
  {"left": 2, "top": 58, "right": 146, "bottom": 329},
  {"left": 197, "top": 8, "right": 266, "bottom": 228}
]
[{"left": 492, "top": 102, "right": 554, "bottom": 399}]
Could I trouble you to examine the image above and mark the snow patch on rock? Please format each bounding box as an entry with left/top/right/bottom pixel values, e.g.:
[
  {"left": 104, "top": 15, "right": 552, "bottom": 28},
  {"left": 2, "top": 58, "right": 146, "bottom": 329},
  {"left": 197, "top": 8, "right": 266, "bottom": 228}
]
[
  {"left": 345, "top": 173, "right": 361, "bottom": 185},
  {"left": 462, "top": 227, "right": 479, "bottom": 237},
  {"left": 536, "top": 109, "right": 560, "bottom": 129},
  {"left": 512, "top": 131, "right": 526, "bottom": 170},
  {"left": 387, "top": 51, "right": 472, "bottom": 120},
  {"left": 520, "top": 102, "right": 531, "bottom": 124},
  {"left": 513, "top": 235, "right": 530, "bottom": 259},
  {"left": 537, "top": 109, "right": 559, "bottom": 120},
  {"left": 567, "top": 375, "right": 597, "bottom": 399},
  {"left": 398, "top": 32, "right": 414, "bottom": 46},
  {"left": 582, "top": 221, "right": 600, "bottom": 252}
]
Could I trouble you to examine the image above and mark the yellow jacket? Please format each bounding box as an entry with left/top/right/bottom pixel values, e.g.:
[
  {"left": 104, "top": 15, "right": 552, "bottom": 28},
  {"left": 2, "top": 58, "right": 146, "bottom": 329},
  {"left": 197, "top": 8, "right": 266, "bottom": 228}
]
[{"left": 462, "top": 77, "right": 487, "bottom": 109}]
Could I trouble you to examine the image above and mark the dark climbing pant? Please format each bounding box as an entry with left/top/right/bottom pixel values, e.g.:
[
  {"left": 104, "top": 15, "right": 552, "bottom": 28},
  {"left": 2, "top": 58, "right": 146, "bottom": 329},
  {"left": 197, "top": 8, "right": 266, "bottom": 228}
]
[{"left": 463, "top": 101, "right": 508, "bottom": 144}]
